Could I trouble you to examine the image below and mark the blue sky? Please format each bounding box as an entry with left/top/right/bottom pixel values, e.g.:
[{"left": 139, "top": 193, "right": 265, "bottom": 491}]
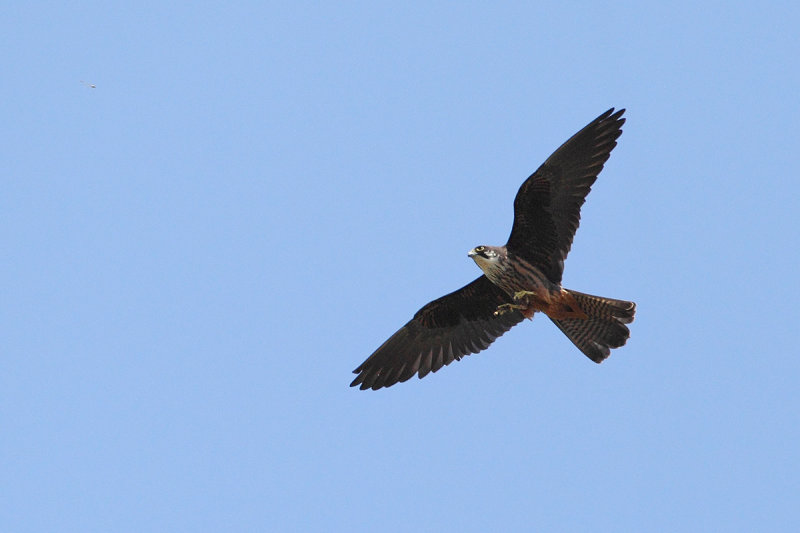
[{"left": 3, "top": 2, "right": 799, "bottom": 531}]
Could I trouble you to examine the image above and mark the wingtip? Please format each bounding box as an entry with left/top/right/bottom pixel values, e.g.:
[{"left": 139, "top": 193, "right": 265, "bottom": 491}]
[
  {"left": 599, "top": 106, "right": 624, "bottom": 116},
  {"left": 591, "top": 108, "right": 626, "bottom": 130},
  {"left": 350, "top": 369, "right": 391, "bottom": 391},
  {"left": 350, "top": 375, "right": 377, "bottom": 390},
  {"left": 597, "top": 108, "right": 626, "bottom": 136}
]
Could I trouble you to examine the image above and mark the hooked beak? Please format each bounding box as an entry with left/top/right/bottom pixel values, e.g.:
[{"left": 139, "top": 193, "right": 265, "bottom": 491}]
[{"left": 467, "top": 248, "right": 478, "bottom": 258}]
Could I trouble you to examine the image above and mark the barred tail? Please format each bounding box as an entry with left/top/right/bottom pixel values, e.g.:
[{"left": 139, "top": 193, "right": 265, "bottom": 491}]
[{"left": 550, "top": 290, "right": 636, "bottom": 363}]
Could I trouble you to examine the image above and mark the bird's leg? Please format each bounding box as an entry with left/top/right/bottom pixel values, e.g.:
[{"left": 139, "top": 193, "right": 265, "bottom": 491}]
[
  {"left": 513, "top": 290, "right": 538, "bottom": 301},
  {"left": 494, "top": 289, "right": 539, "bottom": 316},
  {"left": 493, "top": 302, "right": 527, "bottom": 316}
]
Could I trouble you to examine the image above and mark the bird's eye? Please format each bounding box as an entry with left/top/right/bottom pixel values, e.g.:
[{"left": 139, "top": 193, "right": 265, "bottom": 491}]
[{"left": 476, "top": 246, "right": 485, "bottom": 252}]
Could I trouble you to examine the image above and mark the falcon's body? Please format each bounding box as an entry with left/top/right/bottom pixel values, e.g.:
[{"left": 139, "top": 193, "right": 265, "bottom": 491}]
[
  {"left": 468, "top": 246, "right": 587, "bottom": 321},
  {"left": 351, "top": 108, "right": 636, "bottom": 390}
]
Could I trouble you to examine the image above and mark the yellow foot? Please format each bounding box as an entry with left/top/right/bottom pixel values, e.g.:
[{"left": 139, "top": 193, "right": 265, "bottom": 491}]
[
  {"left": 513, "top": 290, "right": 537, "bottom": 301},
  {"left": 494, "top": 303, "right": 525, "bottom": 316}
]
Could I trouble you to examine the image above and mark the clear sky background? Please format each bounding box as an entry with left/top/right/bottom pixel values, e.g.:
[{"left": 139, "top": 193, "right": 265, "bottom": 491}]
[{"left": 3, "top": 2, "right": 799, "bottom": 532}]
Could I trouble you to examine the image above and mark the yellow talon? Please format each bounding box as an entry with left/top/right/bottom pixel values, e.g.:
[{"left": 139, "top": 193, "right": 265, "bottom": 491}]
[{"left": 494, "top": 302, "right": 525, "bottom": 316}]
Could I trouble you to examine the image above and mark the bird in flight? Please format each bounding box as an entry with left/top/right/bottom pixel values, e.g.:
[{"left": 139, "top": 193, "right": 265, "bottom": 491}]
[{"left": 351, "top": 108, "right": 636, "bottom": 390}]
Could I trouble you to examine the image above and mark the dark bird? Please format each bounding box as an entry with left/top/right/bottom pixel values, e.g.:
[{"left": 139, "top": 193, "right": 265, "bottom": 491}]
[{"left": 351, "top": 108, "right": 636, "bottom": 390}]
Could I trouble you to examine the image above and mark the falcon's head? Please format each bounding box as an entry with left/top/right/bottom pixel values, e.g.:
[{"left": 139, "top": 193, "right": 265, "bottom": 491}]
[{"left": 468, "top": 245, "right": 504, "bottom": 278}]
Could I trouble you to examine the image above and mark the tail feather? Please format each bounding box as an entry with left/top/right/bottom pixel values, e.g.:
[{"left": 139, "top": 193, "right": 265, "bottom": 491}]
[{"left": 550, "top": 290, "right": 636, "bottom": 363}]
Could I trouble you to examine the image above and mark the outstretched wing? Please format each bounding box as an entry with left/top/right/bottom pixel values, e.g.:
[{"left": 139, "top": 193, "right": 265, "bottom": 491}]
[
  {"left": 351, "top": 276, "right": 524, "bottom": 391},
  {"left": 506, "top": 108, "right": 625, "bottom": 283}
]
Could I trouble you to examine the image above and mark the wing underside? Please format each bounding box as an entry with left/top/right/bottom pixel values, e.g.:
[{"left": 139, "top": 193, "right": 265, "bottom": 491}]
[{"left": 351, "top": 276, "right": 524, "bottom": 390}]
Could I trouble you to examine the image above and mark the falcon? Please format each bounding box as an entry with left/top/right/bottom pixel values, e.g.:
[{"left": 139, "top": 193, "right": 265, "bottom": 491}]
[{"left": 351, "top": 108, "right": 636, "bottom": 390}]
